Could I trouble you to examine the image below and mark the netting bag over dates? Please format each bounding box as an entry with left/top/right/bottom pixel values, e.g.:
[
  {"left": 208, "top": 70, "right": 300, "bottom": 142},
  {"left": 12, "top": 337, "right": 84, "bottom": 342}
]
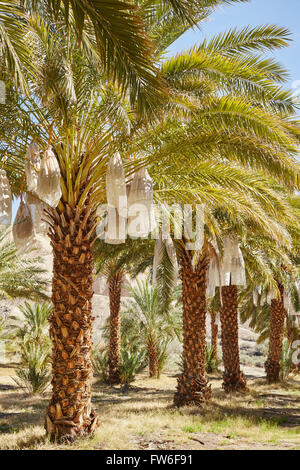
[
  {"left": 37, "top": 147, "right": 62, "bottom": 208},
  {"left": 106, "top": 152, "right": 127, "bottom": 215},
  {"left": 12, "top": 200, "right": 34, "bottom": 249},
  {"left": 25, "top": 141, "right": 41, "bottom": 193},
  {"left": 127, "top": 168, "right": 156, "bottom": 238},
  {"left": 222, "top": 236, "right": 246, "bottom": 287}
]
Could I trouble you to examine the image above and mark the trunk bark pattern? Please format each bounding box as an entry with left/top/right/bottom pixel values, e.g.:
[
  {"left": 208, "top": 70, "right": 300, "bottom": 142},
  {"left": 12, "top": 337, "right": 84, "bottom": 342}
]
[
  {"left": 108, "top": 271, "right": 123, "bottom": 384},
  {"left": 147, "top": 336, "right": 159, "bottom": 378},
  {"left": 45, "top": 202, "right": 98, "bottom": 442},
  {"left": 174, "top": 247, "right": 211, "bottom": 407},
  {"left": 265, "top": 284, "right": 285, "bottom": 383},
  {"left": 211, "top": 311, "right": 218, "bottom": 361},
  {"left": 220, "top": 285, "right": 247, "bottom": 392}
]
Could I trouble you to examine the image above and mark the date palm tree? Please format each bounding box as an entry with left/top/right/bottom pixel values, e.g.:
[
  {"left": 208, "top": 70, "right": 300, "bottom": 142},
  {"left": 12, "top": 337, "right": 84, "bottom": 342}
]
[
  {"left": 220, "top": 284, "right": 248, "bottom": 392},
  {"left": 3, "top": 1, "right": 300, "bottom": 436},
  {"left": 173, "top": 241, "right": 211, "bottom": 405},
  {"left": 239, "top": 201, "right": 300, "bottom": 383},
  {"left": 94, "top": 233, "right": 160, "bottom": 384}
]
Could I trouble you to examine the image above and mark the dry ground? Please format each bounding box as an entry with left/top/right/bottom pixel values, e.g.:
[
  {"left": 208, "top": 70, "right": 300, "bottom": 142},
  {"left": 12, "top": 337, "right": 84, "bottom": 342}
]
[{"left": 0, "top": 365, "right": 300, "bottom": 450}]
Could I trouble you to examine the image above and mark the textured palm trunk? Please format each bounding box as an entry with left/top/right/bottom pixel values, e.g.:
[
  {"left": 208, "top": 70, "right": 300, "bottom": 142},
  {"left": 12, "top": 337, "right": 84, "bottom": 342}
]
[
  {"left": 220, "top": 285, "right": 247, "bottom": 392},
  {"left": 108, "top": 271, "right": 123, "bottom": 384},
  {"left": 265, "top": 284, "right": 285, "bottom": 383},
  {"left": 147, "top": 335, "right": 159, "bottom": 378},
  {"left": 211, "top": 312, "right": 218, "bottom": 361},
  {"left": 45, "top": 202, "right": 98, "bottom": 442},
  {"left": 174, "top": 247, "right": 211, "bottom": 407}
]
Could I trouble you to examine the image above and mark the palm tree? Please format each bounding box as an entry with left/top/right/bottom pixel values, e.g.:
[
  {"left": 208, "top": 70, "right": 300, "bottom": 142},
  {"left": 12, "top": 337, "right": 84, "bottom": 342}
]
[
  {"left": 94, "top": 236, "right": 156, "bottom": 384},
  {"left": 14, "top": 301, "right": 52, "bottom": 345},
  {"left": 123, "top": 280, "right": 181, "bottom": 378},
  {"left": 220, "top": 284, "right": 247, "bottom": 392},
  {"left": 265, "top": 283, "right": 286, "bottom": 383},
  {"left": 173, "top": 241, "right": 211, "bottom": 406},
  {"left": 210, "top": 311, "right": 218, "bottom": 362},
  {"left": 107, "top": 269, "right": 124, "bottom": 384},
  {"left": 3, "top": 2, "right": 300, "bottom": 438},
  {"left": 238, "top": 217, "right": 299, "bottom": 383}
]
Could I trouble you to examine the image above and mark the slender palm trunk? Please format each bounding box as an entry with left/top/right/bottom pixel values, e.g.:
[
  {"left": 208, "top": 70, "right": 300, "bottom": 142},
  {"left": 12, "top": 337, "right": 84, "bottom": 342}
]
[
  {"left": 220, "top": 285, "right": 247, "bottom": 392},
  {"left": 211, "top": 311, "right": 218, "bottom": 361},
  {"left": 108, "top": 271, "right": 123, "bottom": 384},
  {"left": 174, "top": 247, "right": 211, "bottom": 407},
  {"left": 45, "top": 203, "right": 98, "bottom": 442},
  {"left": 265, "top": 284, "right": 285, "bottom": 383},
  {"left": 147, "top": 335, "right": 159, "bottom": 378}
]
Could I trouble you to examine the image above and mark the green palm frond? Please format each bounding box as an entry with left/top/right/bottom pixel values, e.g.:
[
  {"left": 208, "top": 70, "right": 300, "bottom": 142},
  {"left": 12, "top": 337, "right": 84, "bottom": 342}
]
[
  {"left": 0, "top": 229, "right": 49, "bottom": 300},
  {"left": 36, "top": 0, "right": 167, "bottom": 115},
  {"left": 200, "top": 25, "right": 291, "bottom": 56},
  {"left": 0, "top": 1, "right": 33, "bottom": 93}
]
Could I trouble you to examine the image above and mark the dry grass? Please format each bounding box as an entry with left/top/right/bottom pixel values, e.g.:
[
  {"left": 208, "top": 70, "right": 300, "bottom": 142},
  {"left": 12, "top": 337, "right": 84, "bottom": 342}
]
[{"left": 0, "top": 367, "right": 300, "bottom": 450}]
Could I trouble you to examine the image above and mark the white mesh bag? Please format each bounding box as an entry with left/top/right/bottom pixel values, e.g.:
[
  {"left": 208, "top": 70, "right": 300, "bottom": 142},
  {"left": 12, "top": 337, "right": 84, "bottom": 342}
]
[
  {"left": 106, "top": 152, "right": 127, "bottom": 217},
  {"left": 26, "top": 192, "right": 48, "bottom": 234},
  {"left": 223, "top": 236, "right": 246, "bottom": 287},
  {"left": 0, "top": 169, "right": 12, "bottom": 225},
  {"left": 12, "top": 201, "right": 34, "bottom": 248},
  {"left": 37, "top": 147, "right": 62, "bottom": 208},
  {"left": 25, "top": 141, "right": 41, "bottom": 193},
  {"left": 127, "top": 168, "right": 156, "bottom": 238},
  {"left": 105, "top": 206, "right": 126, "bottom": 245},
  {"left": 207, "top": 256, "right": 220, "bottom": 298}
]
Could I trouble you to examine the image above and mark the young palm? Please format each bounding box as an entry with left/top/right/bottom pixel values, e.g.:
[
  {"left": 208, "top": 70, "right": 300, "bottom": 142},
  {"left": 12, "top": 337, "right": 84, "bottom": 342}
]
[
  {"left": 0, "top": 229, "right": 49, "bottom": 300},
  {"left": 123, "top": 280, "right": 181, "bottom": 378}
]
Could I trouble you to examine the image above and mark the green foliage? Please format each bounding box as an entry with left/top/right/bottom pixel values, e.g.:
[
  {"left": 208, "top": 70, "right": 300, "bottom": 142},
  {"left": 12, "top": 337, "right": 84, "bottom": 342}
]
[
  {"left": 8, "top": 301, "right": 52, "bottom": 353},
  {"left": 9, "top": 302, "right": 52, "bottom": 395},
  {"left": 122, "top": 280, "right": 182, "bottom": 376},
  {"left": 280, "top": 340, "right": 293, "bottom": 382},
  {"left": 205, "top": 344, "right": 220, "bottom": 373},
  {"left": 0, "top": 230, "right": 49, "bottom": 301},
  {"left": 92, "top": 347, "right": 109, "bottom": 383},
  {"left": 13, "top": 341, "right": 51, "bottom": 395},
  {"left": 92, "top": 340, "right": 147, "bottom": 385},
  {"left": 119, "top": 340, "right": 147, "bottom": 385}
]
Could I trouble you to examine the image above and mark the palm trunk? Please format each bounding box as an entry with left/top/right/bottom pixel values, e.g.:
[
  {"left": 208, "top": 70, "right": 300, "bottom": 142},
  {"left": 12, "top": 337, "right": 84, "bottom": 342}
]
[
  {"left": 174, "top": 247, "right": 211, "bottom": 407},
  {"left": 211, "top": 312, "right": 218, "bottom": 361},
  {"left": 220, "top": 285, "right": 247, "bottom": 392},
  {"left": 147, "top": 334, "right": 159, "bottom": 378},
  {"left": 265, "top": 284, "right": 285, "bottom": 383},
  {"left": 45, "top": 203, "right": 98, "bottom": 442},
  {"left": 108, "top": 271, "right": 123, "bottom": 384}
]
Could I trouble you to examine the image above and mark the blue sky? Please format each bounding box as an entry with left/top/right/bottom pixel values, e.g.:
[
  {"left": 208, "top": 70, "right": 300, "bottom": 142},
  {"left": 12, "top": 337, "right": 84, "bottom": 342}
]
[{"left": 169, "top": 0, "right": 300, "bottom": 90}]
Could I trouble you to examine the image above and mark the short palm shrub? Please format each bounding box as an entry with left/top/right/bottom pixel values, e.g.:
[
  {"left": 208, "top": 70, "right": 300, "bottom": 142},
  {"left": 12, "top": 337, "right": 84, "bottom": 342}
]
[
  {"left": 92, "top": 346, "right": 109, "bottom": 383},
  {"left": 93, "top": 340, "right": 147, "bottom": 385},
  {"left": 280, "top": 339, "right": 293, "bottom": 382},
  {"left": 10, "top": 302, "right": 52, "bottom": 395},
  {"left": 206, "top": 344, "right": 221, "bottom": 373},
  {"left": 119, "top": 340, "right": 147, "bottom": 385},
  {"left": 122, "top": 281, "right": 181, "bottom": 378},
  {"left": 13, "top": 341, "right": 51, "bottom": 395}
]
